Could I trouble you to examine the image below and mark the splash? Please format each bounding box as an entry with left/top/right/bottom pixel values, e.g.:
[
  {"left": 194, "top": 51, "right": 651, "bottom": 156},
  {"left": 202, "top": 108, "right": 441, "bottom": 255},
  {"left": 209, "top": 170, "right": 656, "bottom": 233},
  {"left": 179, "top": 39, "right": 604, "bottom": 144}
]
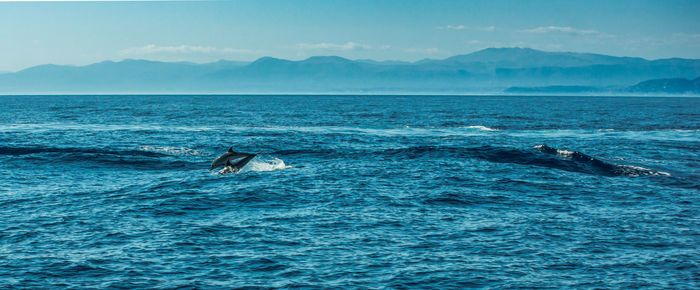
[{"left": 233, "top": 157, "right": 292, "bottom": 173}]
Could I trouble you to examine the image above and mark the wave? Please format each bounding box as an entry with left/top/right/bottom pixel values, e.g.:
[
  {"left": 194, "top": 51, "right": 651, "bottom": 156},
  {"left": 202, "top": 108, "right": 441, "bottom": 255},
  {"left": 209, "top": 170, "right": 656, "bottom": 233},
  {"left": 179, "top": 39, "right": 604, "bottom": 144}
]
[
  {"left": 459, "top": 125, "right": 499, "bottom": 131},
  {"left": 0, "top": 146, "right": 166, "bottom": 157},
  {"left": 1, "top": 123, "right": 501, "bottom": 138},
  {"left": 506, "top": 129, "right": 699, "bottom": 142},
  {"left": 0, "top": 123, "right": 219, "bottom": 132},
  {"left": 139, "top": 146, "right": 209, "bottom": 156},
  {"left": 3, "top": 123, "right": 695, "bottom": 134},
  {"left": 0, "top": 146, "right": 200, "bottom": 170}
]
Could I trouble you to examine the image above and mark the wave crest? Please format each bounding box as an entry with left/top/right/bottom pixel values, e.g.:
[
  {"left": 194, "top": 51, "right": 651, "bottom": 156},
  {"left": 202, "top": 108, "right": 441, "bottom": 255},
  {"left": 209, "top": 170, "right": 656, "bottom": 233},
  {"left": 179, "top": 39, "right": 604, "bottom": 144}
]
[
  {"left": 139, "top": 146, "right": 209, "bottom": 156},
  {"left": 460, "top": 125, "right": 499, "bottom": 131}
]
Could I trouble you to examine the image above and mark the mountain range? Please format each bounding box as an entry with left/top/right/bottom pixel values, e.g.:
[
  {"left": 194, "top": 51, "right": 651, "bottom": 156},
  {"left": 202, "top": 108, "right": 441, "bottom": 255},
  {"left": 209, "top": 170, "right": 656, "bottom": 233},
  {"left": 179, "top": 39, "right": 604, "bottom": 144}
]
[
  {"left": 505, "top": 76, "right": 700, "bottom": 95},
  {"left": 1, "top": 47, "right": 699, "bottom": 94}
]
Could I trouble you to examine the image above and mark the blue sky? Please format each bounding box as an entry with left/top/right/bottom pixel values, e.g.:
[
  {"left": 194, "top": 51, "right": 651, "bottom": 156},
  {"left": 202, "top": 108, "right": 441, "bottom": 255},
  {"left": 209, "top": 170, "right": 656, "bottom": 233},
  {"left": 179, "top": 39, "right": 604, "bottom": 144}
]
[{"left": 0, "top": 0, "right": 698, "bottom": 71}]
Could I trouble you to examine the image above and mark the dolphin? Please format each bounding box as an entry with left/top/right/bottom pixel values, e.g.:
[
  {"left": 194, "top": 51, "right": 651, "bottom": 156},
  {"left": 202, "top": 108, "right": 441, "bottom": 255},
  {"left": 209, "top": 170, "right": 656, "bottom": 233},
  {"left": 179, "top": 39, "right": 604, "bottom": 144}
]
[
  {"left": 216, "top": 152, "right": 259, "bottom": 175},
  {"left": 210, "top": 147, "right": 253, "bottom": 170}
]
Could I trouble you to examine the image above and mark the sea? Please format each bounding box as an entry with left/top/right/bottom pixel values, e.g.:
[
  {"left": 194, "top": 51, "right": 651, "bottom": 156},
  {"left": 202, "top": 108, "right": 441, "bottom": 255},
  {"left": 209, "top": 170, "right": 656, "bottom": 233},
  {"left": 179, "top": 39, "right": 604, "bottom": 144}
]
[{"left": 0, "top": 95, "right": 697, "bottom": 288}]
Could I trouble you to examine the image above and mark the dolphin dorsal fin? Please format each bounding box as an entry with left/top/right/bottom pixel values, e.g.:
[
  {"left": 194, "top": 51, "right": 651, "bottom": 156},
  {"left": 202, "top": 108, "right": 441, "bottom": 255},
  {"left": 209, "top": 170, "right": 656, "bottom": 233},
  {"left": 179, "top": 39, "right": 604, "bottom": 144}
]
[
  {"left": 228, "top": 147, "right": 233, "bottom": 152},
  {"left": 226, "top": 159, "right": 233, "bottom": 166}
]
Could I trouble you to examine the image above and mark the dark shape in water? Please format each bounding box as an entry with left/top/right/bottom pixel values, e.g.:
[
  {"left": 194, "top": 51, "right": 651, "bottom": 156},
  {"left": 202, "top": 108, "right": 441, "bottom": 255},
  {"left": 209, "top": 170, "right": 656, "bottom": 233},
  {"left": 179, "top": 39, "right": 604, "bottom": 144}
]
[
  {"left": 217, "top": 152, "right": 259, "bottom": 175},
  {"left": 210, "top": 147, "right": 254, "bottom": 170},
  {"left": 378, "top": 145, "right": 664, "bottom": 177},
  {"left": 533, "top": 144, "right": 662, "bottom": 177}
]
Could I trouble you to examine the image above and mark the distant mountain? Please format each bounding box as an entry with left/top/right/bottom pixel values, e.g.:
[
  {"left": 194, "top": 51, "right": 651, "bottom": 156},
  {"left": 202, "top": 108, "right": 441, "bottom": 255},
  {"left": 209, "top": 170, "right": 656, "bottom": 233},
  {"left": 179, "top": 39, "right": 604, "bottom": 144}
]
[
  {"left": 444, "top": 47, "right": 646, "bottom": 67},
  {"left": 0, "top": 59, "right": 248, "bottom": 93},
  {"left": 626, "top": 77, "right": 700, "bottom": 94},
  {"left": 504, "top": 86, "right": 605, "bottom": 94},
  {"left": 355, "top": 59, "right": 413, "bottom": 66},
  {"left": 1, "top": 48, "right": 699, "bottom": 93},
  {"left": 505, "top": 76, "right": 700, "bottom": 94}
]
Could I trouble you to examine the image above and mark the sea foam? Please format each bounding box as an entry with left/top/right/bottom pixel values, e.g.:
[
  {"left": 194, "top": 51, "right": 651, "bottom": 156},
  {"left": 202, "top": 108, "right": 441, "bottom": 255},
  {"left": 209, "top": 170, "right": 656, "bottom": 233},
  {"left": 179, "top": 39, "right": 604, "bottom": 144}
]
[
  {"left": 139, "top": 146, "right": 209, "bottom": 156},
  {"left": 245, "top": 157, "right": 292, "bottom": 172},
  {"left": 461, "top": 125, "right": 499, "bottom": 131}
]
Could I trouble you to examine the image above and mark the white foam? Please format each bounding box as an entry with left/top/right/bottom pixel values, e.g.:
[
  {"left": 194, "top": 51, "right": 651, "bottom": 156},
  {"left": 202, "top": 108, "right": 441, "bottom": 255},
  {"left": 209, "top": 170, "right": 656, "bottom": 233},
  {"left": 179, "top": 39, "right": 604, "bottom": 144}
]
[
  {"left": 244, "top": 157, "right": 292, "bottom": 172},
  {"left": 511, "top": 129, "right": 699, "bottom": 142},
  {"left": 461, "top": 125, "right": 499, "bottom": 131},
  {"left": 139, "top": 146, "right": 209, "bottom": 156},
  {"left": 556, "top": 149, "right": 575, "bottom": 157},
  {"left": 215, "top": 166, "right": 235, "bottom": 175},
  {"left": 533, "top": 145, "right": 575, "bottom": 157},
  {"left": 620, "top": 165, "right": 671, "bottom": 176},
  {"left": 214, "top": 158, "right": 290, "bottom": 175}
]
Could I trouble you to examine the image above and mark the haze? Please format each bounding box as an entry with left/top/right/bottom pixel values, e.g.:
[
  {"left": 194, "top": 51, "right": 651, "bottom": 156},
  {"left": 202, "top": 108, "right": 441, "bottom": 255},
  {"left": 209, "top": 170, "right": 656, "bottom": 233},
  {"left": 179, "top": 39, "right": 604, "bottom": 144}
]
[{"left": 1, "top": 0, "right": 698, "bottom": 72}]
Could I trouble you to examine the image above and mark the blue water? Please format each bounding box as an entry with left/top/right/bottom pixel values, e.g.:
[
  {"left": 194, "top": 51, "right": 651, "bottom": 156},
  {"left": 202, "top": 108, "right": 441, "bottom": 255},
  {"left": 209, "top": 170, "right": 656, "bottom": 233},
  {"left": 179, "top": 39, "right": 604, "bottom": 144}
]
[{"left": 0, "top": 95, "right": 698, "bottom": 288}]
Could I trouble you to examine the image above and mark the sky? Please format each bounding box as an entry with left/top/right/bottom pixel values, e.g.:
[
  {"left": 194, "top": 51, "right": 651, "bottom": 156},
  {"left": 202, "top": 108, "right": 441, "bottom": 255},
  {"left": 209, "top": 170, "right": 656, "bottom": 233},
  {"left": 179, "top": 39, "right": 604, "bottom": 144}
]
[{"left": 0, "top": 0, "right": 698, "bottom": 72}]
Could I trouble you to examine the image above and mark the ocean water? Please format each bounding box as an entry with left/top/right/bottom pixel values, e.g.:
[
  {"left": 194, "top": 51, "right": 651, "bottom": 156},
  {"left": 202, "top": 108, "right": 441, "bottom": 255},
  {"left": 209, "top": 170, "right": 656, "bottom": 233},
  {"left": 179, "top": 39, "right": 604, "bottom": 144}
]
[{"left": 0, "top": 95, "right": 698, "bottom": 288}]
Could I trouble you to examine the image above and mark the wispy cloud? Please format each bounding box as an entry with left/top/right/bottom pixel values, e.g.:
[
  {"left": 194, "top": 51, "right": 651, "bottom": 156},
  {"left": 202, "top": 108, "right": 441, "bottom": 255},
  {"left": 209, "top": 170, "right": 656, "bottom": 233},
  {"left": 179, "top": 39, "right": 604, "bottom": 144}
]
[
  {"left": 437, "top": 25, "right": 496, "bottom": 32},
  {"left": 296, "top": 42, "right": 390, "bottom": 51},
  {"left": 476, "top": 26, "right": 496, "bottom": 32},
  {"left": 671, "top": 32, "right": 700, "bottom": 41},
  {"left": 438, "top": 25, "right": 466, "bottom": 30},
  {"left": 119, "top": 44, "right": 256, "bottom": 55},
  {"left": 521, "top": 26, "right": 600, "bottom": 35}
]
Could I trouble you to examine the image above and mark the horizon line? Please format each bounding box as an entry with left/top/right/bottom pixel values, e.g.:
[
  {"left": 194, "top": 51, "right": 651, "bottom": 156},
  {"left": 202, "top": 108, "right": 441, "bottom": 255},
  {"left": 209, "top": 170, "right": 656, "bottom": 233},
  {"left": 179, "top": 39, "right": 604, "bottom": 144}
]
[{"left": 1, "top": 92, "right": 699, "bottom": 98}]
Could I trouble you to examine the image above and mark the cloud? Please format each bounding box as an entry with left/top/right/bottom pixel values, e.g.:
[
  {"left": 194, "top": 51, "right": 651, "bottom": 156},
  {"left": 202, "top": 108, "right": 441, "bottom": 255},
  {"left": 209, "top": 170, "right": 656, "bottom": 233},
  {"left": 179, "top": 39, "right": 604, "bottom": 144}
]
[
  {"left": 521, "top": 26, "right": 600, "bottom": 35},
  {"left": 476, "top": 26, "right": 496, "bottom": 32},
  {"left": 437, "top": 25, "right": 495, "bottom": 31},
  {"left": 119, "top": 44, "right": 256, "bottom": 56},
  {"left": 671, "top": 33, "right": 700, "bottom": 41},
  {"left": 441, "top": 25, "right": 466, "bottom": 30},
  {"left": 296, "top": 42, "right": 389, "bottom": 51}
]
